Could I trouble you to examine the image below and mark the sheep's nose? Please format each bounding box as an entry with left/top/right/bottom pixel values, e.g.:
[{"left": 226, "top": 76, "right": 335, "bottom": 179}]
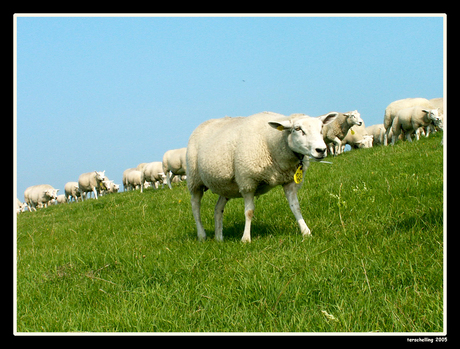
[{"left": 316, "top": 147, "right": 326, "bottom": 155}]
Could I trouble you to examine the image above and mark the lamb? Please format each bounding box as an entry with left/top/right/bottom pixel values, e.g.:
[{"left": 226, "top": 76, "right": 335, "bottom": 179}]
[
  {"left": 383, "top": 98, "right": 435, "bottom": 145},
  {"left": 126, "top": 170, "right": 144, "bottom": 192},
  {"left": 163, "top": 148, "right": 187, "bottom": 189},
  {"left": 56, "top": 194, "right": 67, "bottom": 204},
  {"left": 97, "top": 179, "right": 112, "bottom": 197},
  {"left": 390, "top": 106, "right": 441, "bottom": 144},
  {"left": 340, "top": 121, "right": 373, "bottom": 151},
  {"left": 142, "top": 162, "right": 167, "bottom": 189},
  {"left": 365, "top": 124, "right": 386, "bottom": 146},
  {"left": 122, "top": 168, "right": 136, "bottom": 191},
  {"left": 78, "top": 171, "right": 106, "bottom": 200},
  {"left": 24, "top": 184, "right": 59, "bottom": 212},
  {"left": 322, "top": 110, "right": 363, "bottom": 155},
  {"left": 64, "top": 181, "right": 81, "bottom": 202},
  {"left": 104, "top": 180, "right": 120, "bottom": 194},
  {"left": 186, "top": 111, "right": 338, "bottom": 242}
]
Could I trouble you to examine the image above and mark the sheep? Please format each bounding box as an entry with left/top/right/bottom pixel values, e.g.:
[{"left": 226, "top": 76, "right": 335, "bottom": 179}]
[
  {"left": 322, "top": 110, "right": 363, "bottom": 155},
  {"left": 96, "top": 179, "right": 112, "bottom": 197},
  {"left": 186, "top": 111, "right": 338, "bottom": 242},
  {"left": 64, "top": 181, "right": 81, "bottom": 202},
  {"left": 16, "top": 198, "right": 26, "bottom": 213},
  {"left": 126, "top": 170, "right": 144, "bottom": 192},
  {"left": 24, "top": 184, "right": 59, "bottom": 212},
  {"left": 56, "top": 194, "right": 67, "bottom": 204},
  {"left": 104, "top": 180, "right": 120, "bottom": 194},
  {"left": 341, "top": 121, "right": 373, "bottom": 151},
  {"left": 78, "top": 171, "right": 106, "bottom": 200},
  {"left": 365, "top": 124, "right": 386, "bottom": 146},
  {"left": 163, "top": 148, "right": 187, "bottom": 189},
  {"left": 383, "top": 98, "right": 435, "bottom": 145},
  {"left": 142, "top": 162, "right": 167, "bottom": 189},
  {"left": 390, "top": 106, "right": 441, "bottom": 144},
  {"left": 122, "top": 168, "right": 136, "bottom": 191},
  {"left": 425, "top": 98, "right": 444, "bottom": 136}
]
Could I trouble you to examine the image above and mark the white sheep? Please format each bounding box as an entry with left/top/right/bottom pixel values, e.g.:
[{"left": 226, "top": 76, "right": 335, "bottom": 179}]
[
  {"left": 24, "top": 184, "right": 59, "bottom": 212},
  {"left": 64, "top": 181, "right": 81, "bottom": 202},
  {"left": 340, "top": 121, "right": 373, "bottom": 151},
  {"left": 104, "top": 180, "right": 120, "bottom": 194},
  {"left": 365, "top": 124, "right": 385, "bottom": 146},
  {"left": 186, "top": 111, "right": 337, "bottom": 242},
  {"left": 56, "top": 194, "right": 67, "bottom": 204},
  {"left": 126, "top": 170, "right": 144, "bottom": 192},
  {"left": 78, "top": 171, "right": 106, "bottom": 200},
  {"left": 122, "top": 168, "right": 136, "bottom": 191},
  {"left": 383, "top": 98, "right": 435, "bottom": 145},
  {"left": 163, "top": 148, "right": 187, "bottom": 189},
  {"left": 16, "top": 198, "right": 26, "bottom": 213},
  {"left": 390, "top": 106, "right": 441, "bottom": 144},
  {"left": 142, "top": 162, "right": 167, "bottom": 189},
  {"left": 322, "top": 110, "right": 363, "bottom": 155}
]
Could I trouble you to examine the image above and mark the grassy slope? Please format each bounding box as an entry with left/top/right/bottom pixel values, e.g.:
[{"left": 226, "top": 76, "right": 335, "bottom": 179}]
[{"left": 16, "top": 133, "right": 444, "bottom": 332}]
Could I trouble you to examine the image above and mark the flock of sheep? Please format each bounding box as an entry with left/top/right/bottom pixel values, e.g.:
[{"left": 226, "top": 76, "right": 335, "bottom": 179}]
[
  {"left": 18, "top": 96, "right": 444, "bottom": 242},
  {"left": 18, "top": 147, "right": 188, "bottom": 212}
]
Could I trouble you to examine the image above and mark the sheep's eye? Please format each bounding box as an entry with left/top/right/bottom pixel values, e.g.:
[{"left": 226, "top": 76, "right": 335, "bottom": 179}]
[{"left": 294, "top": 126, "right": 305, "bottom": 135}]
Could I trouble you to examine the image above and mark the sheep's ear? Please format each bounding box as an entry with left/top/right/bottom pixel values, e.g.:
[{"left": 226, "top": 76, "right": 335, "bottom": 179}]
[
  {"left": 421, "top": 109, "right": 429, "bottom": 114},
  {"left": 269, "top": 120, "right": 292, "bottom": 131},
  {"left": 318, "top": 112, "right": 338, "bottom": 125}
]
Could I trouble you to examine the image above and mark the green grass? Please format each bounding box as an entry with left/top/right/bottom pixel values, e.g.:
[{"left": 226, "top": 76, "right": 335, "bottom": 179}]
[{"left": 16, "top": 133, "right": 444, "bottom": 332}]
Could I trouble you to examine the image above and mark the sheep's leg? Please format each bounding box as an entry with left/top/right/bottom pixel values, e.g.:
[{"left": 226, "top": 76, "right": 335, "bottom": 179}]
[
  {"left": 166, "top": 171, "right": 174, "bottom": 189},
  {"left": 331, "top": 137, "right": 341, "bottom": 156},
  {"left": 191, "top": 189, "right": 206, "bottom": 241},
  {"left": 214, "top": 196, "right": 229, "bottom": 242},
  {"left": 383, "top": 127, "right": 391, "bottom": 146},
  {"left": 283, "top": 182, "right": 311, "bottom": 237},
  {"left": 93, "top": 187, "right": 98, "bottom": 200},
  {"left": 406, "top": 133, "right": 413, "bottom": 142},
  {"left": 241, "top": 192, "right": 255, "bottom": 243}
]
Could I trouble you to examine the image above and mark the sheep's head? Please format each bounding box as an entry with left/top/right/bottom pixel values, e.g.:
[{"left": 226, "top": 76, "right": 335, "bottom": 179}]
[
  {"left": 355, "top": 135, "right": 374, "bottom": 148},
  {"left": 345, "top": 110, "right": 363, "bottom": 127},
  {"left": 269, "top": 112, "right": 338, "bottom": 160},
  {"left": 423, "top": 108, "right": 442, "bottom": 128},
  {"left": 101, "top": 179, "right": 112, "bottom": 191},
  {"left": 94, "top": 170, "right": 106, "bottom": 181},
  {"left": 44, "top": 188, "right": 59, "bottom": 200}
]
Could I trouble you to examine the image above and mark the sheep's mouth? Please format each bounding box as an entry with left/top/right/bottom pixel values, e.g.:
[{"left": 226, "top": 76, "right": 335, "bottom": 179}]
[{"left": 309, "top": 155, "right": 326, "bottom": 161}]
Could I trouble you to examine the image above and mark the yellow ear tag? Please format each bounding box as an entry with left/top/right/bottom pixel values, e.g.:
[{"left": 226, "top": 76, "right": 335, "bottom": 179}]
[
  {"left": 294, "top": 164, "right": 303, "bottom": 184},
  {"left": 350, "top": 129, "right": 355, "bottom": 135},
  {"left": 277, "top": 125, "right": 284, "bottom": 131}
]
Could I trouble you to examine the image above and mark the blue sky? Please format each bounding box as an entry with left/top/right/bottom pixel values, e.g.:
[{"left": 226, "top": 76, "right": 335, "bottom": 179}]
[{"left": 15, "top": 15, "right": 444, "bottom": 198}]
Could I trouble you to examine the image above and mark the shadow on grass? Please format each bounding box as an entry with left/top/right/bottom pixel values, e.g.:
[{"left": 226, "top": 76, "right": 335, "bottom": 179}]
[{"left": 183, "top": 221, "right": 276, "bottom": 242}]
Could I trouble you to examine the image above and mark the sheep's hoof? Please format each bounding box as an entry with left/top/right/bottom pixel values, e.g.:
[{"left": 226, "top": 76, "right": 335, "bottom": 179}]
[
  {"left": 197, "top": 234, "right": 207, "bottom": 242},
  {"left": 301, "top": 228, "right": 312, "bottom": 239}
]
